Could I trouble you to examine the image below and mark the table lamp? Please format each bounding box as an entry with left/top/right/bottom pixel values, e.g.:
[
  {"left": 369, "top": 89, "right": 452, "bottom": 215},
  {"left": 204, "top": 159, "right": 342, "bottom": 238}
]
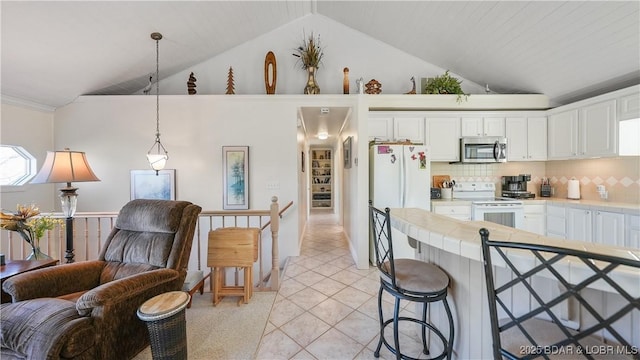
[{"left": 31, "top": 149, "right": 100, "bottom": 263}]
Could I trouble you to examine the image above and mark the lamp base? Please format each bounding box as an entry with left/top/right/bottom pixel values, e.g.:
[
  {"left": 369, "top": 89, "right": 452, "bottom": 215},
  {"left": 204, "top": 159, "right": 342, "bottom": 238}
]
[{"left": 65, "top": 217, "right": 75, "bottom": 263}]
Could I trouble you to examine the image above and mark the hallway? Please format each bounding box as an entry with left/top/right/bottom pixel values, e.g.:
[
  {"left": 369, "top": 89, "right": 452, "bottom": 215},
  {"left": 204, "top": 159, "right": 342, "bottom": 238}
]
[{"left": 255, "top": 210, "right": 428, "bottom": 359}]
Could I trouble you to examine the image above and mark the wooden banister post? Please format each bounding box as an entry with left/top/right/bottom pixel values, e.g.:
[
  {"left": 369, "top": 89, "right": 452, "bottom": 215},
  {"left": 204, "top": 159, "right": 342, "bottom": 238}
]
[{"left": 270, "top": 196, "right": 280, "bottom": 290}]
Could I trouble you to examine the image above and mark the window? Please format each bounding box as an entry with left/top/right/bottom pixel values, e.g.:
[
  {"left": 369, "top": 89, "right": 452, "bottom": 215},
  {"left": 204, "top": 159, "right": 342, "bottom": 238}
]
[{"left": 0, "top": 145, "right": 37, "bottom": 186}]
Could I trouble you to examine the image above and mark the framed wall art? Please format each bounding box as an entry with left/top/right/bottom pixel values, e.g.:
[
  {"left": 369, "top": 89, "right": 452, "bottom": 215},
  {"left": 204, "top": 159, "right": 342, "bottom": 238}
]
[
  {"left": 343, "top": 136, "right": 352, "bottom": 169},
  {"left": 130, "top": 169, "right": 176, "bottom": 200},
  {"left": 222, "top": 146, "right": 249, "bottom": 210}
]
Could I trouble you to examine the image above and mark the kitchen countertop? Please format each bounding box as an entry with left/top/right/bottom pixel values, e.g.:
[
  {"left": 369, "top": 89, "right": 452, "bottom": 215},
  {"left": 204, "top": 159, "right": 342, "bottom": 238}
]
[
  {"left": 389, "top": 207, "right": 640, "bottom": 296},
  {"left": 431, "top": 197, "right": 640, "bottom": 214}
]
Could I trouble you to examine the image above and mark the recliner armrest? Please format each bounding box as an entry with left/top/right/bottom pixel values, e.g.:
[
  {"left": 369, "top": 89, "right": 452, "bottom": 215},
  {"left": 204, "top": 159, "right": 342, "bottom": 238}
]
[
  {"left": 2, "top": 261, "right": 105, "bottom": 302},
  {"left": 76, "top": 268, "right": 179, "bottom": 316}
]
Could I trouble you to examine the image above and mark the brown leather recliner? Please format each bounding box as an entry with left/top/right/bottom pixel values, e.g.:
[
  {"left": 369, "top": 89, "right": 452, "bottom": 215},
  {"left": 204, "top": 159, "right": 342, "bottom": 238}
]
[{"left": 0, "top": 199, "right": 202, "bottom": 360}]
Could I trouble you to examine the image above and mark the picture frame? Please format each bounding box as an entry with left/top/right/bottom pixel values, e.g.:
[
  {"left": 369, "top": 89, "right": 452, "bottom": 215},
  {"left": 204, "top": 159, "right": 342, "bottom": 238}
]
[
  {"left": 343, "top": 136, "right": 352, "bottom": 169},
  {"left": 223, "top": 146, "right": 249, "bottom": 210},
  {"left": 130, "top": 169, "right": 176, "bottom": 200}
]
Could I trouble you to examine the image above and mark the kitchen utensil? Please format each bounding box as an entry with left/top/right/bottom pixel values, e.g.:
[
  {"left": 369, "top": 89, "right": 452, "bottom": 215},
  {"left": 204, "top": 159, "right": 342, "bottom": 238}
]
[{"left": 433, "top": 175, "right": 451, "bottom": 189}]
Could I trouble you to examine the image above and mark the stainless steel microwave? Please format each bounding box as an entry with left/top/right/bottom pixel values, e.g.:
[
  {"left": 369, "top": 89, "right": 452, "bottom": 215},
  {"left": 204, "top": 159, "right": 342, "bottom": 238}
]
[{"left": 460, "top": 136, "right": 507, "bottom": 163}]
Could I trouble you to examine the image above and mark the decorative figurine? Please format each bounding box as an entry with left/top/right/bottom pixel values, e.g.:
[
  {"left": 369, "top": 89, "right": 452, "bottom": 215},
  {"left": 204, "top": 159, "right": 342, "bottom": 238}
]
[
  {"left": 405, "top": 76, "right": 416, "bottom": 94},
  {"left": 365, "top": 79, "right": 382, "bottom": 94},
  {"left": 226, "top": 66, "right": 235, "bottom": 95},
  {"left": 142, "top": 75, "right": 152, "bottom": 95},
  {"left": 264, "top": 51, "right": 277, "bottom": 94},
  {"left": 343, "top": 67, "right": 349, "bottom": 94},
  {"left": 356, "top": 77, "right": 364, "bottom": 94},
  {"left": 187, "top": 72, "right": 197, "bottom": 95}
]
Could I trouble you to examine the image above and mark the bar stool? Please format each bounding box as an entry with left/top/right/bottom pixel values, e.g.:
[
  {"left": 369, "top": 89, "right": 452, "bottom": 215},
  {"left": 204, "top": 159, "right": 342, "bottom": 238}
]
[
  {"left": 369, "top": 202, "right": 454, "bottom": 360},
  {"left": 207, "top": 227, "right": 259, "bottom": 305}
]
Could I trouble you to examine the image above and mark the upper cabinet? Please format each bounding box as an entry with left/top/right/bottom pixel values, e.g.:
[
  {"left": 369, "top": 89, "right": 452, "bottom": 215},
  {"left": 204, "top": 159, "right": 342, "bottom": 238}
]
[
  {"left": 548, "top": 100, "right": 617, "bottom": 159},
  {"left": 368, "top": 114, "right": 424, "bottom": 144},
  {"left": 461, "top": 117, "right": 505, "bottom": 137},
  {"left": 506, "top": 115, "right": 547, "bottom": 161},
  {"left": 426, "top": 117, "right": 461, "bottom": 162}
]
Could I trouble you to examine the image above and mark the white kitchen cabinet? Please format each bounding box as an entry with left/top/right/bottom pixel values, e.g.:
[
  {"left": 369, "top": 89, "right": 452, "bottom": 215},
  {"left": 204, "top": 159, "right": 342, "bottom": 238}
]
[
  {"left": 618, "top": 92, "right": 640, "bottom": 121},
  {"left": 368, "top": 115, "right": 424, "bottom": 144},
  {"left": 461, "top": 117, "right": 505, "bottom": 137},
  {"left": 506, "top": 116, "right": 547, "bottom": 161},
  {"left": 432, "top": 203, "right": 471, "bottom": 221},
  {"left": 523, "top": 204, "right": 546, "bottom": 235},
  {"left": 593, "top": 210, "right": 625, "bottom": 247},
  {"left": 578, "top": 100, "right": 617, "bottom": 158},
  {"left": 394, "top": 116, "right": 425, "bottom": 144},
  {"left": 566, "top": 207, "right": 593, "bottom": 243},
  {"left": 548, "top": 110, "right": 579, "bottom": 159},
  {"left": 369, "top": 116, "right": 393, "bottom": 141},
  {"left": 546, "top": 204, "right": 566, "bottom": 239},
  {"left": 548, "top": 100, "right": 617, "bottom": 159},
  {"left": 425, "top": 117, "right": 461, "bottom": 161},
  {"left": 626, "top": 215, "right": 640, "bottom": 249}
]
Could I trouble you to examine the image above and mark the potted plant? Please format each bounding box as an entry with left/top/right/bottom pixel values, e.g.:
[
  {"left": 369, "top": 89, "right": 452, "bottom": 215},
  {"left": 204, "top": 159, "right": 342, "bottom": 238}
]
[{"left": 423, "top": 70, "right": 468, "bottom": 103}]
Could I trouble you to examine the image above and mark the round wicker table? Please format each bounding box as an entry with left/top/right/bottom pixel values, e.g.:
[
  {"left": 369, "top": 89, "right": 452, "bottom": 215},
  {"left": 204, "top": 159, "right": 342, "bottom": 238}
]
[{"left": 137, "top": 291, "right": 191, "bottom": 360}]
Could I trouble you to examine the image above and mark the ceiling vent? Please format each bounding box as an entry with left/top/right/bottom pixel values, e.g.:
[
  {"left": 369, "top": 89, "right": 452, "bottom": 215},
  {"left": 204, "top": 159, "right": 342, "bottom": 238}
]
[{"left": 320, "top": 107, "right": 330, "bottom": 114}]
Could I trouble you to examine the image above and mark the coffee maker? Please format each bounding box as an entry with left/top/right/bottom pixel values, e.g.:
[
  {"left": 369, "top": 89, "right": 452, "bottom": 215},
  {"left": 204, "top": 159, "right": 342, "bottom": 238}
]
[{"left": 501, "top": 174, "right": 535, "bottom": 199}]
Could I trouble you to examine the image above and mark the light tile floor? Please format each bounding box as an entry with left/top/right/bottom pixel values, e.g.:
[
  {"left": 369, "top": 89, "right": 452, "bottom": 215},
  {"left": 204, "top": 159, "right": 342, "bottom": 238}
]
[{"left": 255, "top": 210, "right": 429, "bottom": 360}]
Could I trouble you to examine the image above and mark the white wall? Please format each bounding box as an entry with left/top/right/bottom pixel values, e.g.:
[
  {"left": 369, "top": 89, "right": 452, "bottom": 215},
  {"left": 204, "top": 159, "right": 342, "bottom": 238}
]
[
  {"left": 0, "top": 103, "right": 56, "bottom": 211},
  {"left": 52, "top": 94, "right": 362, "bottom": 265},
  {"left": 148, "top": 14, "right": 485, "bottom": 97},
  {"left": 0, "top": 103, "right": 57, "bottom": 256}
]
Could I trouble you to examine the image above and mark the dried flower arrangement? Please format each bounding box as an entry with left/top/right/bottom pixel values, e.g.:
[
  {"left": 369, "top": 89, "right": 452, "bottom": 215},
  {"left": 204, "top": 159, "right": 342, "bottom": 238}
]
[{"left": 292, "top": 32, "right": 324, "bottom": 70}]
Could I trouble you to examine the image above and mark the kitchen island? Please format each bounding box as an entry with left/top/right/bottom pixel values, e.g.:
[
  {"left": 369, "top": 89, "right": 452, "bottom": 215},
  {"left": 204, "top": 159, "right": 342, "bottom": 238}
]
[{"left": 389, "top": 208, "right": 639, "bottom": 359}]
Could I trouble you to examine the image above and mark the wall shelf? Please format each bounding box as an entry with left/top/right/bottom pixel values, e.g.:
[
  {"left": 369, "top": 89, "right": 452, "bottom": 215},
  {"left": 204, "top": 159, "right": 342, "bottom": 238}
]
[{"left": 310, "top": 149, "right": 332, "bottom": 209}]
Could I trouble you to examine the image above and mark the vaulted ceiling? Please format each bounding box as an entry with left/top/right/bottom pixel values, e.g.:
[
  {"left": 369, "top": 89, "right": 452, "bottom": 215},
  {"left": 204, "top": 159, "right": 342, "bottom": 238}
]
[{"left": 1, "top": 1, "right": 639, "bottom": 112}]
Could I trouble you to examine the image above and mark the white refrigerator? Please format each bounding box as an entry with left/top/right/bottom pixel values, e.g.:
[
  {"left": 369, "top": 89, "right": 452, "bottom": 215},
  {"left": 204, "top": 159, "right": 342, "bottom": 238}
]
[{"left": 369, "top": 144, "right": 431, "bottom": 262}]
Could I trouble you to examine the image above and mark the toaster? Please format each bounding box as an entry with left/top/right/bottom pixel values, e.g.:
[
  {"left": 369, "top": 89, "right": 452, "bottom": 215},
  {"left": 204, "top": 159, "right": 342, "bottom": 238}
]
[{"left": 430, "top": 187, "right": 442, "bottom": 199}]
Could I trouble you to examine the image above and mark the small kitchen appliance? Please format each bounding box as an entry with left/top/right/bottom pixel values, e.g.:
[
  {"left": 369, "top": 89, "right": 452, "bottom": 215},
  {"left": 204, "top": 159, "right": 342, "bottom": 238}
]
[
  {"left": 459, "top": 136, "right": 507, "bottom": 163},
  {"left": 501, "top": 174, "right": 535, "bottom": 199},
  {"left": 430, "top": 187, "right": 442, "bottom": 199}
]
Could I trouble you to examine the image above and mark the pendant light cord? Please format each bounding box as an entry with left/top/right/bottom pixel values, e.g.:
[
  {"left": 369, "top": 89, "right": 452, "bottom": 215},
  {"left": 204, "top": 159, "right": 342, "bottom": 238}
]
[{"left": 155, "top": 37, "right": 160, "bottom": 142}]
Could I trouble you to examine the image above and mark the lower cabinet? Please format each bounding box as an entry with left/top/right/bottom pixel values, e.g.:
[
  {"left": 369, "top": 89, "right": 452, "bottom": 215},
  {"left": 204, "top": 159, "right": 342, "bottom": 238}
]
[
  {"left": 626, "top": 214, "right": 640, "bottom": 249},
  {"left": 523, "top": 204, "right": 546, "bottom": 235},
  {"left": 563, "top": 207, "right": 626, "bottom": 246},
  {"left": 432, "top": 203, "right": 471, "bottom": 221},
  {"left": 546, "top": 204, "right": 566, "bottom": 239},
  {"left": 593, "top": 210, "right": 625, "bottom": 247}
]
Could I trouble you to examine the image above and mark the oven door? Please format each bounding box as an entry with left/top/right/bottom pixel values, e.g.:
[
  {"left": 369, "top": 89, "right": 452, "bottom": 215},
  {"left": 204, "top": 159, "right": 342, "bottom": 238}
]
[{"left": 472, "top": 203, "right": 524, "bottom": 229}]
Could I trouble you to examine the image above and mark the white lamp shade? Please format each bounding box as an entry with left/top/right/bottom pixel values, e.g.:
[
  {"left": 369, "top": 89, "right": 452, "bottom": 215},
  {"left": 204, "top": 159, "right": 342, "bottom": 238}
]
[
  {"left": 31, "top": 150, "right": 100, "bottom": 184},
  {"left": 147, "top": 153, "right": 168, "bottom": 171}
]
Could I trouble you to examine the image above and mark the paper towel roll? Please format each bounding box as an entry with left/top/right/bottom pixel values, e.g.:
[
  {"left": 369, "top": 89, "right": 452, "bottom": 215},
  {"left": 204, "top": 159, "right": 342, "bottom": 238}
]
[{"left": 567, "top": 177, "right": 580, "bottom": 199}]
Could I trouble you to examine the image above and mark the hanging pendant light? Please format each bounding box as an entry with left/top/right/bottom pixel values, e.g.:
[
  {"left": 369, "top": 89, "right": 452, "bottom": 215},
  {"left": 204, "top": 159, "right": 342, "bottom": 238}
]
[{"left": 146, "top": 32, "right": 168, "bottom": 174}]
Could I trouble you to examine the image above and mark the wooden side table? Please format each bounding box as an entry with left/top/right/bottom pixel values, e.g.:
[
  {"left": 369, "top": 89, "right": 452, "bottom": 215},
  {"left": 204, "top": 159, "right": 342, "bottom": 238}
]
[{"left": 0, "top": 259, "right": 59, "bottom": 303}]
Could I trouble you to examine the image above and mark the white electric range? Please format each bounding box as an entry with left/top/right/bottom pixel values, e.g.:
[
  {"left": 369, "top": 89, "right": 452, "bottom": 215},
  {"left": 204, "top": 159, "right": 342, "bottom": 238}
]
[{"left": 452, "top": 181, "right": 524, "bottom": 228}]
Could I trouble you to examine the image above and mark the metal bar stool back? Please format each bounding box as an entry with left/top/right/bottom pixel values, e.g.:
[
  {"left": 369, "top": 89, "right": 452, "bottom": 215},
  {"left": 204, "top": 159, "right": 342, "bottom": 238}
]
[
  {"left": 369, "top": 202, "right": 454, "bottom": 360},
  {"left": 480, "top": 228, "right": 640, "bottom": 360}
]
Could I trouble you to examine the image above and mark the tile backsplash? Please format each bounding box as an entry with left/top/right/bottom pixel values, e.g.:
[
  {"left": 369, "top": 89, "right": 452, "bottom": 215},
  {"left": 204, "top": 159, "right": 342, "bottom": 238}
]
[{"left": 431, "top": 156, "right": 640, "bottom": 204}]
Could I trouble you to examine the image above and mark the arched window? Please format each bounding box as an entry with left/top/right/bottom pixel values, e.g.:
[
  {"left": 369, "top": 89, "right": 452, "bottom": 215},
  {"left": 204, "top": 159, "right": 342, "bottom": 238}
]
[{"left": 0, "top": 145, "right": 37, "bottom": 186}]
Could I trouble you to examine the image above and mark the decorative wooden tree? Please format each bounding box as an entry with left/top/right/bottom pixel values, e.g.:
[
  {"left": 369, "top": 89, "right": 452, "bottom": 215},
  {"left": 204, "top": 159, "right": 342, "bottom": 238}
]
[
  {"left": 226, "top": 67, "right": 235, "bottom": 95},
  {"left": 187, "top": 72, "right": 197, "bottom": 95}
]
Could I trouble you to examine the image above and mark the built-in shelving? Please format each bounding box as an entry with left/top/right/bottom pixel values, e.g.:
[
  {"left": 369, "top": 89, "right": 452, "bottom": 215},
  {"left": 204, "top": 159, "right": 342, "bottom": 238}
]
[{"left": 310, "top": 149, "right": 332, "bottom": 209}]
